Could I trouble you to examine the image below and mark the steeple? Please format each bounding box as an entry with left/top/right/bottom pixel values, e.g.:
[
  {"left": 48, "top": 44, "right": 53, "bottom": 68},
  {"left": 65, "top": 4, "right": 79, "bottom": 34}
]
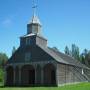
[
  {"left": 30, "top": 15, "right": 41, "bottom": 25},
  {"left": 27, "top": 0, "right": 42, "bottom": 35},
  {"left": 20, "top": 0, "right": 47, "bottom": 47}
]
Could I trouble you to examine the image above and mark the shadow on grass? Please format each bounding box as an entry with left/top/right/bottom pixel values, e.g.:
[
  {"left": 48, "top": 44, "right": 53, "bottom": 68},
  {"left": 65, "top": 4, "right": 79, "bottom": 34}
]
[
  {"left": 0, "top": 84, "right": 57, "bottom": 88},
  {"left": 0, "top": 82, "right": 57, "bottom": 88}
]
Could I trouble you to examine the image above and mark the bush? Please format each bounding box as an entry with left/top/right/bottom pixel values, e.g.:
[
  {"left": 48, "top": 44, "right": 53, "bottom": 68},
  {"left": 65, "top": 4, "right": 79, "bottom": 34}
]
[{"left": 0, "top": 68, "right": 4, "bottom": 82}]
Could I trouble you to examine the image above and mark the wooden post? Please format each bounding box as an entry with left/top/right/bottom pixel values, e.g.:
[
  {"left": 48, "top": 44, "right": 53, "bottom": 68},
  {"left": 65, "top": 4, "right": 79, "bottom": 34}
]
[
  {"left": 41, "top": 68, "right": 44, "bottom": 85},
  {"left": 19, "top": 66, "right": 21, "bottom": 86},
  {"left": 13, "top": 66, "right": 16, "bottom": 85}
]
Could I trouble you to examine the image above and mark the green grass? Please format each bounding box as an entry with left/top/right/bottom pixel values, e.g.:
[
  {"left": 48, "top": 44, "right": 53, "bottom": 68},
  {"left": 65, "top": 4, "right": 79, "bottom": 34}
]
[{"left": 0, "top": 83, "right": 90, "bottom": 90}]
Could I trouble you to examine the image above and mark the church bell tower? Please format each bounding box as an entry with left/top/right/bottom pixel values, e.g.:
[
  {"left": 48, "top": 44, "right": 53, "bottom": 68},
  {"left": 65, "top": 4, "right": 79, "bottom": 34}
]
[
  {"left": 20, "top": 0, "right": 47, "bottom": 47},
  {"left": 27, "top": 15, "right": 42, "bottom": 35},
  {"left": 27, "top": 0, "right": 41, "bottom": 35}
]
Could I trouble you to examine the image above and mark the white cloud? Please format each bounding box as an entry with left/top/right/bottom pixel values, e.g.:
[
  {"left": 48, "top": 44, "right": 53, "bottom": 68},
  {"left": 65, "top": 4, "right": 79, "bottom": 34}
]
[{"left": 2, "top": 18, "right": 12, "bottom": 27}]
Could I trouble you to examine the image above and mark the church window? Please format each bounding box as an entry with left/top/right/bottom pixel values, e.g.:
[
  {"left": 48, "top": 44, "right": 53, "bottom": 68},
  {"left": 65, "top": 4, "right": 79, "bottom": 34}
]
[
  {"left": 25, "top": 52, "right": 31, "bottom": 61},
  {"left": 26, "top": 38, "right": 31, "bottom": 45}
]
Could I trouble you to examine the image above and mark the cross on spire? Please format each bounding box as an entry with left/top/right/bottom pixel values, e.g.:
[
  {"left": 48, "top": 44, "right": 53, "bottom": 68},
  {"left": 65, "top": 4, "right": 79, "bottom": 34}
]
[
  {"left": 27, "top": 0, "right": 42, "bottom": 35},
  {"left": 29, "top": 0, "right": 41, "bottom": 25},
  {"left": 32, "top": 0, "right": 37, "bottom": 16}
]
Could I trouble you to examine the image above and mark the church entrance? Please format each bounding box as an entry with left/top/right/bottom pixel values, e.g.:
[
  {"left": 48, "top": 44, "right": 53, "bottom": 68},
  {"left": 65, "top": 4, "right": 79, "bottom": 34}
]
[
  {"left": 29, "top": 70, "right": 35, "bottom": 85},
  {"left": 36, "top": 65, "right": 41, "bottom": 85},
  {"left": 44, "top": 63, "right": 56, "bottom": 86},
  {"left": 21, "top": 65, "right": 35, "bottom": 86},
  {"left": 6, "top": 66, "right": 14, "bottom": 86},
  {"left": 51, "top": 70, "right": 56, "bottom": 85}
]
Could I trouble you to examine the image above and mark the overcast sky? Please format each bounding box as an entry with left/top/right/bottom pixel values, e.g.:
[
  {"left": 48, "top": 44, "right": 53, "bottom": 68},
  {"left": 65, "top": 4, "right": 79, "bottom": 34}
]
[{"left": 0, "top": 0, "right": 90, "bottom": 57}]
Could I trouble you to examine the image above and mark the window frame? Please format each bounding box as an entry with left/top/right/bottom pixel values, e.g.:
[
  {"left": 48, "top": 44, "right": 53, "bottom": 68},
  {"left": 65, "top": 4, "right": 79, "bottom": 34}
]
[{"left": 25, "top": 52, "right": 31, "bottom": 61}]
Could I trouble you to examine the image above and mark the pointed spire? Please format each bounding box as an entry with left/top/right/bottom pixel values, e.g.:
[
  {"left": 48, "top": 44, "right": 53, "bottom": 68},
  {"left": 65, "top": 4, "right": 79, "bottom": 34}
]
[
  {"left": 31, "top": 15, "right": 41, "bottom": 25},
  {"left": 29, "top": 0, "right": 41, "bottom": 25},
  {"left": 27, "top": 0, "right": 42, "bottom": 35}
]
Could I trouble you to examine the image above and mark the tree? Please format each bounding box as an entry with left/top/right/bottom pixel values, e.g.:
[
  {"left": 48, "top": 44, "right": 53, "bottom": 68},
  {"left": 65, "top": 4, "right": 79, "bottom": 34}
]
[
  {"left": 71, "top": 44, "right": 80, "bottom": 60},
  {"left": 0, "top": 68, "right": 4, "bottom": 82},
  {"left": 0, "top": 53, "right": 8, "bottom": 68},
  {"left": 84, "top": 51, "right": 90, "bottom": 67},
  {"left": 83, "top": 49, "right": 88, "bottom": 56},
  {"left": 80, "top": 53, "right": 85, "bottom": 64},
  {"left": 64, "top": 44, "right": 90, "bottom": 67},
  {"left": 64, "top": 46, "right": 70, "bottom": 55},
  {"left": 52, "top": 47, "right": 59, "bottom": 52},
  {"left": 12, "top": 46, "right": 16, "bottom": 55},
  {"left": 0, "top": 52, "right": 8, "bottom": 83},
  {"left": 80, "top": 49, "right": 90, "bottom": 66}
]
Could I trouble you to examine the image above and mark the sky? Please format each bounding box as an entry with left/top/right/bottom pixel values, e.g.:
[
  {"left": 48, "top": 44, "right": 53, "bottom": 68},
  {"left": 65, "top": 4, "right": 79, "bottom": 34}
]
[{"left": 0, "top": 0, "right": 90, "bottom": 57}]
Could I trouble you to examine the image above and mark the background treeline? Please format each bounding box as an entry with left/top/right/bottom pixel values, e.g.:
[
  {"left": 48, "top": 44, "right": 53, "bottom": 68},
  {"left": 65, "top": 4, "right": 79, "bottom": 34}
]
[
  {"left": 0, "top": 52, "right": 8, "bottom": 83},
  {"left": 64, "top": 44, "right": 90, "bottom": 68},
  {"left": 0, "top": 47, "right": 16, "bottom": 83}
]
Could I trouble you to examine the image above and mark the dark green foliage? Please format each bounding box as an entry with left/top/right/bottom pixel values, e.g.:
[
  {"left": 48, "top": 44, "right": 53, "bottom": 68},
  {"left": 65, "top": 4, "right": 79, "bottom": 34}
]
[
  {"left": 64, "top": 44, "right": 80, "bottom": 60},
  {"left": 71, "top": 44, "right": 80, "bottom": 60},
  {"left": 84, "top": 51, "right": 90, "bottom": 67},
  {"left": 64, "top": 46, "right": 70, "bottom": 55},
  {"left": 80, "top": 53, "right": 85, "bottom": 64},
  {"left": 0, "top": 52, "right": 8, "bottom": 84},
  {"left": 12, "top": 46, "right": 16, "bottom": 55},
  {"left": 64, "top": 45, "right": 90, "bottom": 67},
  {"left": 79, "top": 49, "right": 90, "bottom": 67},
  {"left": 0, "top": 53, "right": 8, "bottom": 68},
  {"left": 0, "top": 68, "right": 4, "bottom": 83},
  {"left": 52, "top": 47, "right": 59, "bottom": 52}
]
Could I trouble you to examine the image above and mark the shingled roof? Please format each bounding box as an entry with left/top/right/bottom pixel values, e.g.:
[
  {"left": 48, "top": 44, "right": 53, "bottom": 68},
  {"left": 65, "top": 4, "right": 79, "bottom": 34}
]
[{"left": 37, "top": 44, "right": 89, "bottom": 69}]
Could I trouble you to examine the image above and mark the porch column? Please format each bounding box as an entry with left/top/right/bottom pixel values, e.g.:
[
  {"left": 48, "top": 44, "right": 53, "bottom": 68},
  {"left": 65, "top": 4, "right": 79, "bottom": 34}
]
[
  {"left": 13, "top": 67, "right": 16, "bottom": 85},
  {"left": 19, "top": 66, "right": 21, "bottom": 85},
  {"left": 4, "top": 68, "right": 7, "bottom": 86},
  {"left": 34, "top": 65, "right": 37, "bottom": 85},
  {"left": 35, "top": 69, "right": 37, "bottom": 85},
  {"left": 41, "top": 68, "right": 44, "bottom": 85}
]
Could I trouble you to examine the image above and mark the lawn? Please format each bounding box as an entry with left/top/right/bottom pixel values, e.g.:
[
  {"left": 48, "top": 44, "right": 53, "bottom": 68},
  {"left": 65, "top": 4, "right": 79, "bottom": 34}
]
[{"left": 0, "top": 83, "right": 90, "bottom": 90}]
